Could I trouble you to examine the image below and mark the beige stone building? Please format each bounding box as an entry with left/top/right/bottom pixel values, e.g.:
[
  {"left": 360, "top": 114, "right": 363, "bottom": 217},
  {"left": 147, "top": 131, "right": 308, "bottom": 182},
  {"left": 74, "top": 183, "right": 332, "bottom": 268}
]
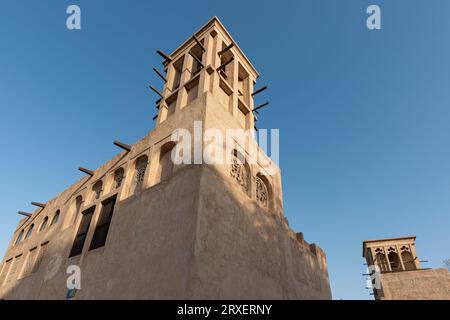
[
  {"left": 363, "top": 236, "right": 450, "bottom": 300},
  {"left": 0, "top": 17, "right": 331, "bottom": 300}
]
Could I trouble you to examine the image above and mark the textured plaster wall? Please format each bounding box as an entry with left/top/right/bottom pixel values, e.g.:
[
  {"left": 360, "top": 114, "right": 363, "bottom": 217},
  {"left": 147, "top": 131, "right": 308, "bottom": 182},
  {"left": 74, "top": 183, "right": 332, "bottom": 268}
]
[
  {"left": 379, "top": 268, "right": 450, "bottom": 300},
  {"left": 191, "top": 165, "right": 331, "bottom": 299},
  {"left": 0, "top": 91, "right": 331, "bottom": 300}
]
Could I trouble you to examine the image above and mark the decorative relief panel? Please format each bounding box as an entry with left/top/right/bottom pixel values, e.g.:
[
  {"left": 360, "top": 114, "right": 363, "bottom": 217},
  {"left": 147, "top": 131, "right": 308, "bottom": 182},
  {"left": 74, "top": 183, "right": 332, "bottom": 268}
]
[
  {"left": 92, "top": 181, "right": 103, "bottom": 200},
  {"left": 255, "top": 176, "right": 268, "bottom": 208},
  {"left": 114, "top": 170, "right": 124, "bottom": 189},
  {"left": 135, "top": 162, "right": 147, "bottom": 186},
  {"left": 230, "top": 155, "right": 248, "bottom": 190}
]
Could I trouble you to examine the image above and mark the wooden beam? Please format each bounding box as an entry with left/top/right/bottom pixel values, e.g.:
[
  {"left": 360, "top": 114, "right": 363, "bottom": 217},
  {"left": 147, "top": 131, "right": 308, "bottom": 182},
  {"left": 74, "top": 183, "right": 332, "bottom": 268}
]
[
  {"left": 152, "top": 67, "right": 167, "bottom": 83},
  {"left": 18, "top": 211, "right": 32, "bottom": 217},
  {"left": 147, "top": 84, "right": 163, "bottom": 98},
  {"left": 216, "top": 57, "right": 234, "bottom": 72},
  {"left": 31, "top": 202, "right": 46, "bottom": 209},
  {"left": 78, "top": 167, "right": 94, "bottom": 176},
  {"left": 113, "top": 140, "right": 132, "bottom": 152},
  {"left": 218, "top": 43, "right": 234, "bottom": 56},
  {"left": 189, "top": 51, "right": 204, "bottom": 69},
  {"left": 156, "top": 50, "right": 172, "bottom": 62},
  {"left": 192, "top": 35, "right": 206, "bottom": 52},
  {"left": 252, "top": 86, "right": 268, "bottom": 97},
  {"left": 252, "top": 102, "right": 269, "bottom": 112}
]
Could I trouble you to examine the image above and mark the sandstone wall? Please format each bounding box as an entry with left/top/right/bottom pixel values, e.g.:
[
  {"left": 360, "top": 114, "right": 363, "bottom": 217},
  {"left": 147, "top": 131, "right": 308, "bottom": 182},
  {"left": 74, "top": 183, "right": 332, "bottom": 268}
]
[{"left": 379, "top": 268, "right": 450, "bottom": 300}]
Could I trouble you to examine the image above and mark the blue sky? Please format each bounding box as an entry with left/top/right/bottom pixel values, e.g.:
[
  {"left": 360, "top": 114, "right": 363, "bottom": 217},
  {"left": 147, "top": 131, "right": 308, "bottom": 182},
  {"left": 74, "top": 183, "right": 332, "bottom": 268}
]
[{"left": 1, "top": 0, "right": 450, "bottom": 300}]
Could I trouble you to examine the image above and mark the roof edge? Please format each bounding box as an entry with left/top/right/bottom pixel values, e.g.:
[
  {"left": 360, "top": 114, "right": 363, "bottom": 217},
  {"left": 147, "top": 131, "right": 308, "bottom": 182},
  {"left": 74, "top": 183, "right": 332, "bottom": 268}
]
[
  {"left": 362, "top": 236, "right": 417, "bottom": 257},
  {"left": 168, "top": 16, "right": 260, "bottom": 78},
  {"left": 363, "top": 236, "right": 417, "bottom": 245}
]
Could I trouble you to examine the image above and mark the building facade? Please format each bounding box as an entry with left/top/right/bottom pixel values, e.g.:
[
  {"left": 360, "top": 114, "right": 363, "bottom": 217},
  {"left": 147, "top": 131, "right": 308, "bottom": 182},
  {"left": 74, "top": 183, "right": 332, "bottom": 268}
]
[
  {"left": 363, "top": 236, "right": 450, "bottom": 300},
  {"left": 0, "top": 17, "right": 332, "bottom": 300}
]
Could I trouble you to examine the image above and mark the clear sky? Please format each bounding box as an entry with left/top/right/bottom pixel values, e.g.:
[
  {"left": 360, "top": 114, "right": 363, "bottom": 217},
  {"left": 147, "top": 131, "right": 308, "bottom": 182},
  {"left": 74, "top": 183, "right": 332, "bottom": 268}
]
[{"left": 1, "top": 0, "right": 450, "bottom": 300}]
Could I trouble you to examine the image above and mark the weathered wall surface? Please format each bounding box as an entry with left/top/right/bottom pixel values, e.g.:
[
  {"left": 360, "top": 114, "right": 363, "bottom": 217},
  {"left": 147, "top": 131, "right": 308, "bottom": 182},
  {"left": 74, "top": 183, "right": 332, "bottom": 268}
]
[
  {"left": 0, "top": 90, "right": 331, "bottom": 300},
  {"left": 187, "top": 92, "right": 332, "bottom": 300},
  {"left": 379, "top": 268, "right": 450, "bottom": 300},
  {"left": 1, "top": 167, "right": 200, "bottom": 299},
  {"left": 0, "top": 17, "right": 332, "bottom": 300},
  {"left": 0, "top": 94, "right": 208, "bottom": 300},
  {"left": 190, "top": 164, "right": 331, "bottom": 300},
  {"left": 70, "top": 167, "right": 201, "bottom": 299}
]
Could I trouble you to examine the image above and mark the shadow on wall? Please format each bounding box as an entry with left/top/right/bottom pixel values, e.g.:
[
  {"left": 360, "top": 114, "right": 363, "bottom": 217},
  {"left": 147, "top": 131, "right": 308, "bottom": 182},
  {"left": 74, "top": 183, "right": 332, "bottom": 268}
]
[
  {"left": 0, "top": 160, "right": 330, "bottom": 299},
  {"left": 194, "top": 163, "right": 330, "bottom": 299}
]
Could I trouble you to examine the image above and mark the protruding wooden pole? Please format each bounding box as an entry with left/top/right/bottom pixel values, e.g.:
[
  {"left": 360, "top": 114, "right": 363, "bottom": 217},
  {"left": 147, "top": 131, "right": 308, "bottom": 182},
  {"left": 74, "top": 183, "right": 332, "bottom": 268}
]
[
  {"left": 216, "top": 57, "right": 234, "bottom": 72},
  {"left": 192, "top": 35, "right": 206, "bottom": 52},
  {"left": 189, "top": 51, "right": 204, "bottom": 69},
  {"left": 252, "top": 102, "right": 269, "bottom": 112},
  {"left": 18, "top": 211, "right": 32, "bottom": 217},
  {"left": 78, "top": 167, "right": 94, "bottom": 176},
  {"left": 31, "top": 202, "right": 46, "bottom": 209},
  {"left": 218, "top": 43, "right": 234, "bottom": 56},
  {"left": 252, "top": 86, "right": 268, "bottom": 97},
  {"left": 113, "top": 140, "right": 132, "bottom": 152},
  {"left": 157, "top": 50, "right": 172, "bottom": 62},
  {"left": 152, "top": 67, "right": 167, "bottom": 83},
  {"left": 147, "top": 84, "right": 163, "bottom": 98}
]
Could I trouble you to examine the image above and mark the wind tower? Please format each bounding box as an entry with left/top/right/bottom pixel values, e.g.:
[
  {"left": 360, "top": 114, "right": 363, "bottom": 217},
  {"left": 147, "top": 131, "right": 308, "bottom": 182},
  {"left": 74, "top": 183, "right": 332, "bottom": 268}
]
[
  {"left": 0, "top": 17, "right": 331, "bottom": 300},
  {"left": 363, "top": 236, "right": 450, "bottom": 300}
]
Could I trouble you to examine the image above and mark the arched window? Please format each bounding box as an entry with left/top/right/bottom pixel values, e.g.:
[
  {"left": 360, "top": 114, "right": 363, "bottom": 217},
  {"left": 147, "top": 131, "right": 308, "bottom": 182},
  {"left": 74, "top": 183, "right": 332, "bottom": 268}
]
[
  {"left": 388, "top": 250, "right": 402, "bottom": 271},
  {"left": 375, "top": 252, "right": 389, "bottom": 272},
  {"left": 15, "top": 230, "right": 25, "bottom": 245},
  {"left": 401, "top": 250, "right": 416, "bottom": 271},
  {"left": 75, "top": 196, "right": 83, "bottom": 213},
  {"left": 92, "top": 180, "right": 103, "bottom": 201},
  {"left": 158, "top": 142, "right": 176, "bottom": 183},
  {"left": 230, "top": 149, "right": 250, "bottom": 191},
  {"left": 374, "top": 247, "right": 389, "bottom": 272},
  {"left": 51, "top": 210, "right": 60, "bottom": 225},
  {"left": 131, "top": 155, "right": 148, "bottom": 194},
  {"left": 113, "top": 168, "right": 125, "bottom": 189},
  {"left": 24, "top": 224, "right": 34, "bottom": 240},
  {"left": 67, "top": 196, "right": 83, "bottom": 228},
  {"left": 255, "top": 174, "right": 270, "bottom": 208},
  {"left": 39, "top": 216, "right": 49, "bottom": 232}
]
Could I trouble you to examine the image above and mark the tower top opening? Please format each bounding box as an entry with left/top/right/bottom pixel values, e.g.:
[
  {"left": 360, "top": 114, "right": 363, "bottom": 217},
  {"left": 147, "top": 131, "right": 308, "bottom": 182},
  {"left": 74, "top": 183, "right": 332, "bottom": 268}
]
[{"left": 363, "top": 236, "right": 420, "bottom": 273}]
